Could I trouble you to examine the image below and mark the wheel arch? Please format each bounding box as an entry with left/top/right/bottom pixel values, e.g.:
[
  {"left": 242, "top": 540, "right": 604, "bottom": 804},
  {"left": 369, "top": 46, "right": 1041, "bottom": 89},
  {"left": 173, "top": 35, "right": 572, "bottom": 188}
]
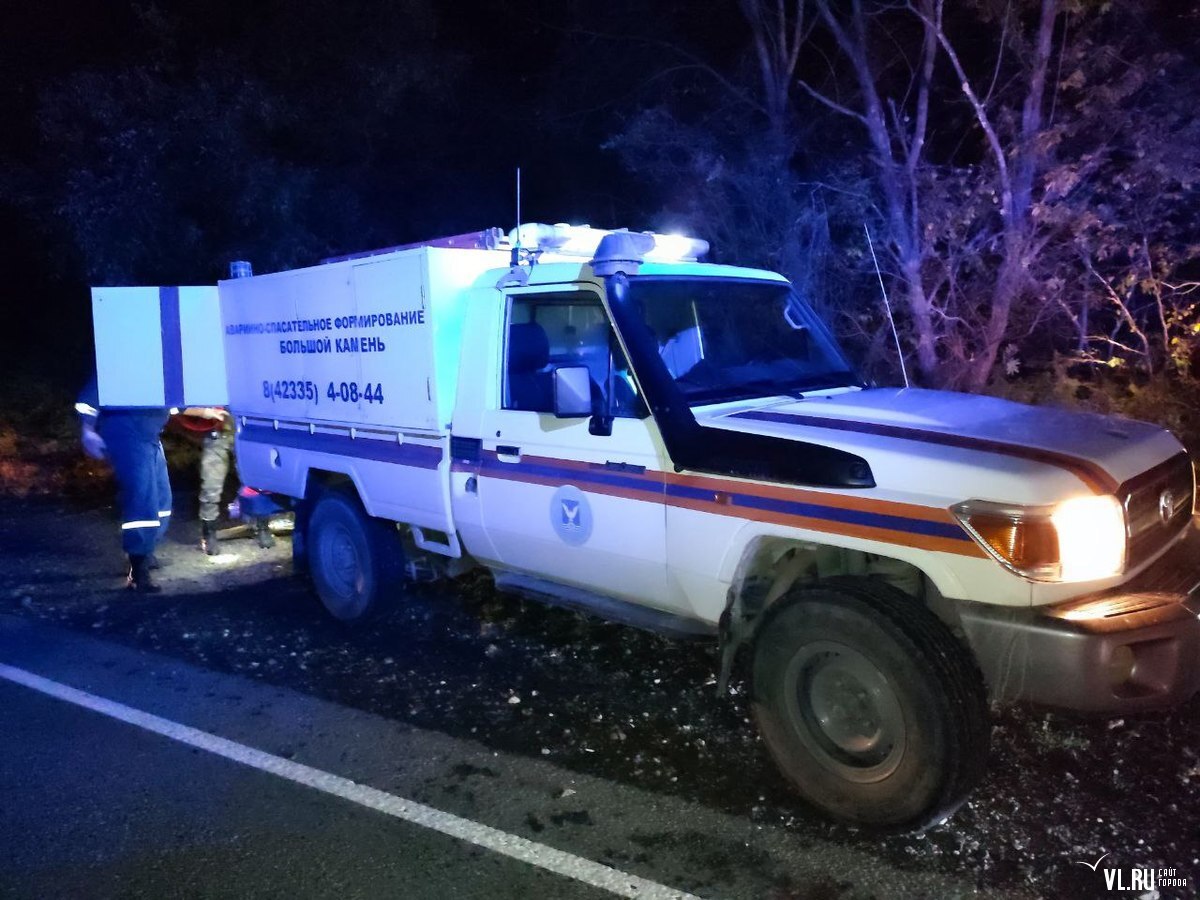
[
  {"left": 720, "top": 524, "right": 968, "bottom": 626},
  {"left": 303, "top": 467, "right": 361, "bottom": 504},
  {"left": 712, "top": 524, "right": 974, "bottom": 694}
]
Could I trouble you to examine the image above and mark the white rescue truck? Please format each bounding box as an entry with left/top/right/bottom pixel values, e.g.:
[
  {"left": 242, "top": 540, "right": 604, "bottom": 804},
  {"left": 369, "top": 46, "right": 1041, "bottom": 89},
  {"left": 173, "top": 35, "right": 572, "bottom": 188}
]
[{"left": 91, "top": 223, "right": 1200, "bottom": 829}]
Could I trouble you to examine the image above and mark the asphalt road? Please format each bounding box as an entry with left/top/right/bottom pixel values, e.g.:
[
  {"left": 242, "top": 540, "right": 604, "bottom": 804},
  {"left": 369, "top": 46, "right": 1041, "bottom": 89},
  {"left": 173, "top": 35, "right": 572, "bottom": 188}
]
[
  {"left": 0, "top": 496, "right": 1197, "bottom": 898},
  {"left": 0, "top": 662, "right": 604, "bottom": 900},
  {"left": 0, "top": 615, "right": 997, "bottom": 900}
]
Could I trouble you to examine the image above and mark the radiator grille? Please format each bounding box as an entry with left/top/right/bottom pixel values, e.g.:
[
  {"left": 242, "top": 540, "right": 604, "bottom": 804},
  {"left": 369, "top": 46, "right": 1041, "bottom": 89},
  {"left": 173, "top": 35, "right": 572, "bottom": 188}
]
[{"left": 1123, "top": 452, "right": 1195, "bottom": 569}]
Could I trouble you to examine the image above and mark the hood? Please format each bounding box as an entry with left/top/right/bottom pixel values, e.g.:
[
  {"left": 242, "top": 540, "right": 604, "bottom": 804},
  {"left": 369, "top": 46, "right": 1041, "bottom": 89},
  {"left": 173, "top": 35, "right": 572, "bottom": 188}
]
[{"left": 704, "top": 387, "right": 1184, "bottom": 497}]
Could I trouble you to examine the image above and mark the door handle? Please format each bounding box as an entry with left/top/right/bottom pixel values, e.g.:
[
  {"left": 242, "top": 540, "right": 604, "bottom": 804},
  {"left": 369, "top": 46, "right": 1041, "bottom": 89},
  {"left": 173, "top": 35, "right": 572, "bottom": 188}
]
[
  {"left": 496, "top": 445, "right": 521, "bottom": 463},
  {"left": 605, "top": 461, "right": 645, "bottom": 474}
]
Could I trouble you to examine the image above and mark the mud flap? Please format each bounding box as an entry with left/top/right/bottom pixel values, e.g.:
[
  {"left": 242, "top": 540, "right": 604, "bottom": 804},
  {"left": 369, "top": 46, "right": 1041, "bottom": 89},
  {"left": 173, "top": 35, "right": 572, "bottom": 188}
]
[{"left": 716, "top": 605, "right": 755, "bottom": 696}]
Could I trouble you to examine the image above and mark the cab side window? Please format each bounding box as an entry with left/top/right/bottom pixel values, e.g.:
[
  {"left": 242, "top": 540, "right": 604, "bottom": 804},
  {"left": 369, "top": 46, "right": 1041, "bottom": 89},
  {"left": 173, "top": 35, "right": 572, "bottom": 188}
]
[{"left": 503, "top": 295, "right": 645, "bottom": 418}]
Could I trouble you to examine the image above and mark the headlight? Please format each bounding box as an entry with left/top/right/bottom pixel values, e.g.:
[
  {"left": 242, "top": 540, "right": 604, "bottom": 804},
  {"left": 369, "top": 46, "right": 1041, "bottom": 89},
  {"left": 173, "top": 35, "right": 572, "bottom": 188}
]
[{"left": 952, "top": 495, "right": 1126, "bottom": 583}]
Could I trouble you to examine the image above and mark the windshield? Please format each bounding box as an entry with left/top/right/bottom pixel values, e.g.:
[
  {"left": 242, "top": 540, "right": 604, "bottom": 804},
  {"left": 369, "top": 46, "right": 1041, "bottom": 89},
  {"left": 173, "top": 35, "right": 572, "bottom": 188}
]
[{"left": 623, "top": 277, "right": 860, "bottom": 405}]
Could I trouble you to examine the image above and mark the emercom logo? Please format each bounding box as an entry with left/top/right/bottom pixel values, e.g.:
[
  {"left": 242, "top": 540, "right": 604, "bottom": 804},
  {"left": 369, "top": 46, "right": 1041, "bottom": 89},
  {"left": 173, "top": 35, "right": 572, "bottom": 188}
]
[{"left": 1074, "top": 854, "right": 1191, "bottom": 894}]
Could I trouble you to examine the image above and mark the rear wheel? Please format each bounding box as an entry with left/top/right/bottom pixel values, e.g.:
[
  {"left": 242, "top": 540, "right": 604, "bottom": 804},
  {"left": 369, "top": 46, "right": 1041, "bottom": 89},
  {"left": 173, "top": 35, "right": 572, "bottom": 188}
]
[
  {"left": 752, "top": 577, "right": 990, "bottom": 830},
  {"left": 307, "top": 489, "right": 405, "bottom": 623}
]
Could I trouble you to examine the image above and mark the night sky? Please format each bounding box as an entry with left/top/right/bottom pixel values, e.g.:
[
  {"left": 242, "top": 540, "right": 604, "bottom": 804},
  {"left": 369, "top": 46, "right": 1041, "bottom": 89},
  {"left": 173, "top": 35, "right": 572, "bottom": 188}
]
[
  {"left": 2, "top": 1, "right": 1196, "bottom": 398},
  {"left": 0, "top": 0, "right": 750, "bottom": 385}
]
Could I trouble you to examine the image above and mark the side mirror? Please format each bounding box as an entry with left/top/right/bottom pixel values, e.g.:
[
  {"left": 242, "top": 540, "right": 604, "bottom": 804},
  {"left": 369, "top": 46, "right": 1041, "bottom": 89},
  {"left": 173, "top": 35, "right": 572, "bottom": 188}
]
[{"left": 553, "top": 366, "right": 592, "bottom": 418}]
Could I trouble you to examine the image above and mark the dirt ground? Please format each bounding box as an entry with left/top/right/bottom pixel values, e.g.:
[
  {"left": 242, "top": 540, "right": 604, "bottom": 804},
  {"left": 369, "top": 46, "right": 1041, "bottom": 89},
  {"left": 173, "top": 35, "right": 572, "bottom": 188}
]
[{"left": 0, "top": 489, "right": 1196, "bottom": 899}]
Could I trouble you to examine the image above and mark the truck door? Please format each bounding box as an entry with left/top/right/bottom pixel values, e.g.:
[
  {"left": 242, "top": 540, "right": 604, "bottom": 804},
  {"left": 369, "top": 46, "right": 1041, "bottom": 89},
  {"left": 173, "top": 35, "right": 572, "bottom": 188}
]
[{"left": 476, "top": 286, "right": 673, "bottom": 610}]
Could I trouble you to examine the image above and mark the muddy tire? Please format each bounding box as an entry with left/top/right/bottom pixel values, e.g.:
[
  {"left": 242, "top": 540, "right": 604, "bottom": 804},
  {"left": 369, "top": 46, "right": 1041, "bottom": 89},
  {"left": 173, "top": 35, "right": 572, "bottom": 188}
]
[
  {"left": 307, "top": 489, "right": 405, "bottom": 623},
  {"left": 751, "top": 577, "right": 990, "bottom": 830}
]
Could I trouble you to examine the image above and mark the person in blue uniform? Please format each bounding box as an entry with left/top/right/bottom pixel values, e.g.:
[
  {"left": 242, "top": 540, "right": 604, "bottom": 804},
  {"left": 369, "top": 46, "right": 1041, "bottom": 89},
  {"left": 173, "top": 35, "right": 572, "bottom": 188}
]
[{"left": 76, "top": 375, "right": 172, "bottom": 592}]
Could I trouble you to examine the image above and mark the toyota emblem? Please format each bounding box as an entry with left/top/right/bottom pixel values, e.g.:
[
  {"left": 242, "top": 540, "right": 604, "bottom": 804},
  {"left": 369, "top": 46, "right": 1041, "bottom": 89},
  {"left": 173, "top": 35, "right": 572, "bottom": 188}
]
[{"left": 1158, "top": 489, "right": 1176, "bottom": 525}]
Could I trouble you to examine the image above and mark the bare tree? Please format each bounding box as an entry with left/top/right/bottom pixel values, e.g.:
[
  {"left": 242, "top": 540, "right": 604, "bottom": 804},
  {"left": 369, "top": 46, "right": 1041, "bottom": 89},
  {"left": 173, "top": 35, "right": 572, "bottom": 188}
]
[
  {"left": 918, "top": 0, "right": 1060, "bottom": 388},
  {"left": 737, "top": 0, "right": 814, "bottom": 139},
  {"left": 804, "top": 0, "right": 943, "bottom": 382},
  {"left": 793, "top": 0, "right": 1065, "bottom": 390},
  {"left": 613, "top": 0, "right": 1197, "bottom": 416}
]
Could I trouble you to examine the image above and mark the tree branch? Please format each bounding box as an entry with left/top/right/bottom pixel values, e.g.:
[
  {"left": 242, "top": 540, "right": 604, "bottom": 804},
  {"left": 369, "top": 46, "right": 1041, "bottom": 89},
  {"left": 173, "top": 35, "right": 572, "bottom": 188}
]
[
  {"left": 917, "top": 0, "right": 1013, "bottom": 220},
  {"left": 795, "top": 79, "right": 868, "bottom": 124},
  {"left": 1083, "top": 253, "right": 1153, "bottom": 371}
]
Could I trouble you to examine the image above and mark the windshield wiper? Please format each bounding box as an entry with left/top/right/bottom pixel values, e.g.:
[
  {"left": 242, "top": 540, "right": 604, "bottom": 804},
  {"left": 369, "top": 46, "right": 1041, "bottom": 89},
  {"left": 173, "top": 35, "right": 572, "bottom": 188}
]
[
  {"left": 683, "top": 373, "right": 862, "bottom": 405},
  {"left": 783, "top": 372, "right": 862, "bottom": 394},
  {"left": 684, "top": 379, "right": 803, "bottom": 404}
]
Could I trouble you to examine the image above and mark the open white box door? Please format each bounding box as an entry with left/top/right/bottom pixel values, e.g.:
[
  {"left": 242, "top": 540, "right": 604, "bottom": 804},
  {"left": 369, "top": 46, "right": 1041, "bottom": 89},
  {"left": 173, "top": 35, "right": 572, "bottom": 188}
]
[{"left": 91, "top": 285, "right": 227, "bottom": 407}]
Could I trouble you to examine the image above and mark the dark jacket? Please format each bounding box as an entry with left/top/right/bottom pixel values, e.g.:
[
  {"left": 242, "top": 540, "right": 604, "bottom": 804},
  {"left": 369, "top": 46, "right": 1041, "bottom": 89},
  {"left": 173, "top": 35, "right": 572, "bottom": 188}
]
[{"left": 77, "top": 375, "right": 170, "bottom": 443}]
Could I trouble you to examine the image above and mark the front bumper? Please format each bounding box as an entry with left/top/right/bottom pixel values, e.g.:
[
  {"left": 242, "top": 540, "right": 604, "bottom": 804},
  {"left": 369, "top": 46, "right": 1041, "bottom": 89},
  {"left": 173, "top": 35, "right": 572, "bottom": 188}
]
[{"left": 958, "top": 523, "right": 1200, "bottom": 713}]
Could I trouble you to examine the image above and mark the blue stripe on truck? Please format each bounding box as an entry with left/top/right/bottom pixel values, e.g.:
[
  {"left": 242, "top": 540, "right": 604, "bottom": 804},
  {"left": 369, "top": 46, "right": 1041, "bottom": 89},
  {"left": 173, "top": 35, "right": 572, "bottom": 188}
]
[
  {"left": 717, "top": 489, "right": 969, "bottom": 540},
  {"left": 239, "top": 425, "right": 443, "bottom": 469},
  {"left": 159, "top": 286, "right": 184, "bottom": 407}
]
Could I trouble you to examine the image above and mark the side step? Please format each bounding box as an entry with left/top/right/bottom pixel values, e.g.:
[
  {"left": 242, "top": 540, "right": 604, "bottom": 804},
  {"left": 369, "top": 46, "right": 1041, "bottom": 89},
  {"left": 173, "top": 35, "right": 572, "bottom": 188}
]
[{"left": 493, "top": 573, "right": 716, "bottom": 640}]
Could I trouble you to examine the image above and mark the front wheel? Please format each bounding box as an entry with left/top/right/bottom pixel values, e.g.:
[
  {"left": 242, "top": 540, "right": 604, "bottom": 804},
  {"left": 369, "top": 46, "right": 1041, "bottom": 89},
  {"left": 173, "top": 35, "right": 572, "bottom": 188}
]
[
  {"left": 307, "top": 489, "right": 405, "bottom": 623},
  {"left": 751, "top": 578, "right": 990, "bottom": 830}
]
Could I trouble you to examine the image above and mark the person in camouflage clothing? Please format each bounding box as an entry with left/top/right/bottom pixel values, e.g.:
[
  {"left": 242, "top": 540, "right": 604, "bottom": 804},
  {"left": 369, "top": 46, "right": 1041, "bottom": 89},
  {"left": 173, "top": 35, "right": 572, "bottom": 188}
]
[
  {"left": 199, "top": 412, "right": 233, "bottom": 553},
  {"left": 187, "top": 408, "right": 274, "bottom": 554}
]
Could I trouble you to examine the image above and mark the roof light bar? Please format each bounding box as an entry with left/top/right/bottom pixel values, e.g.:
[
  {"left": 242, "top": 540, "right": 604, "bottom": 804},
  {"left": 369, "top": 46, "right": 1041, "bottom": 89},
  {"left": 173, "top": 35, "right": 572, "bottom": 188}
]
[
  {"left": 319, "top": 222, "right": 708, "bottom": 270},
  {"left": 505, "top": 223, "right": 709, "bottom": 273},
  {"left": 645, "top": 232, "right": 709, "bottom": 262}
]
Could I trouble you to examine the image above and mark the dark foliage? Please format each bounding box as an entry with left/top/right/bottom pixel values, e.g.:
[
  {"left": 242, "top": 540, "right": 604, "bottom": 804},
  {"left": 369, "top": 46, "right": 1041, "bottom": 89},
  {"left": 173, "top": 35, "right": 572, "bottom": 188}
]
[{"left": 0, "top": 0, "right": 1197, "bottom": 440}]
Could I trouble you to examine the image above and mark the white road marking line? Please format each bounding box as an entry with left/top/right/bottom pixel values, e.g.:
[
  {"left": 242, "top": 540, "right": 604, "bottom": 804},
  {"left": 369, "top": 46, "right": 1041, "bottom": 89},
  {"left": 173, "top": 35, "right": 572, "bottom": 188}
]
[{"left": 0, "top": 662, "right": 700, "bottom": 900}]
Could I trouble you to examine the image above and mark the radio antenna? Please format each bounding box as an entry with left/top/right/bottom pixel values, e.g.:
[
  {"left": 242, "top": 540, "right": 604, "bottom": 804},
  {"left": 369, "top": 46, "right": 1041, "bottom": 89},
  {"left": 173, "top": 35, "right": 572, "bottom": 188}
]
[
  {"left": 864, "top": 224, "right": 910, "bottom": 389},
  {"left": 511, "top": 167, "right": 522, "bottom": 267}
]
